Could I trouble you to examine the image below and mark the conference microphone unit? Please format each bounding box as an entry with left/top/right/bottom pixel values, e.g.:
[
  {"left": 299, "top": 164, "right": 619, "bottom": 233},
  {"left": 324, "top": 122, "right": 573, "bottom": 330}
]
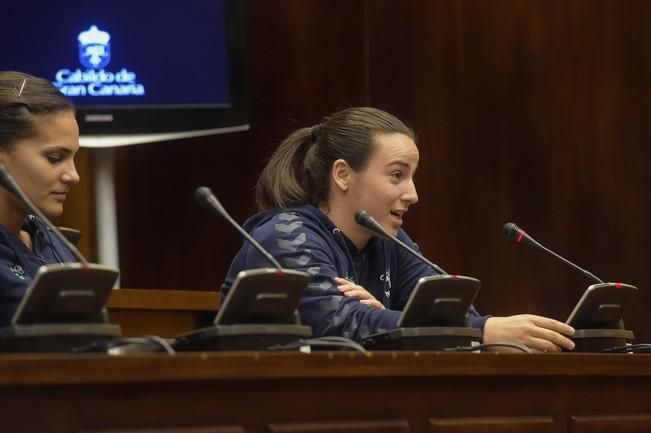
[
  {"left": 502, "top": 221, "right": 637, "bottom": 352},
  {"left": 195, "top": 186, "right": 283, "bottom": 271},
  {"left": 354, "top": 210, "right": 447, "bottom": 275},
  {"left": 0, "top": 164, "right": 121, "bottom": 353},
  {"left": 502, "top": 222, "right": 603, "bottom": 284},
  {"left": 173, "top": 187, "right": 312, "bottom": 351},
  {"left": 354, "top": 210, "right": 482, "bottom": 350}
]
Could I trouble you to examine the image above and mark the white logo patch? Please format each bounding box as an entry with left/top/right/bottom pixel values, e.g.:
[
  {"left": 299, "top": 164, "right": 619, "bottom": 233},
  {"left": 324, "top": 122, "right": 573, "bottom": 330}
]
[
  {"left": 9, "top": 265, "right": 25, "bottom": 280},
  {"left": 380, "top": 269, "right": 391, "bottom": 299}
]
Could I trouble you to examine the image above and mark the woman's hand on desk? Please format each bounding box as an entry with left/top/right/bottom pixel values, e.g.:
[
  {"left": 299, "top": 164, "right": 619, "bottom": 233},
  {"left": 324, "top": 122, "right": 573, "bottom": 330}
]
[
  {"left": 483, "top": 314, "right": 575, "bottom": 353},
  {"left": 335, "top": 277, "right": 385, "bottom": 309}
]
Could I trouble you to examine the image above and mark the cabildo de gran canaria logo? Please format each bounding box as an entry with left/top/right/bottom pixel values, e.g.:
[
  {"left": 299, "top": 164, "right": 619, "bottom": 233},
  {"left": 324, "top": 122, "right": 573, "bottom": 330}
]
[{"left": 53, "top": 25, "right": 146, "bottom": 97}]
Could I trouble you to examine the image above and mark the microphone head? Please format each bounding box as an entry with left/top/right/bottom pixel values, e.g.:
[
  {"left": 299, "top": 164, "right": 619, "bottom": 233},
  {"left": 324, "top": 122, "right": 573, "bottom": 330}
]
[
  {"left": 354, "top": 210, "right": 371, "bottom": 226},
  {"left": 195, "top": 186, "right": 230, "bottom": 222},
  {"left": 354, "top": 210, "right": 391, "bottom": 239},
  {"left": 502, "top": 221, "right": 538, "bottom": 246},
  {"left": 502, "top": 222, "right": 522, "bottom": 240},
  {"left": 195, "top": 186, "right": 214, "bottom": 204}
]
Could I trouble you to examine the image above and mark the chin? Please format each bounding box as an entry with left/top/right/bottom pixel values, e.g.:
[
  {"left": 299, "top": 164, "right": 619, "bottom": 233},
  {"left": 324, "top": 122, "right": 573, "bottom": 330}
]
[
  {"left": 381, "top": 221, "right": 400, "bottom": 237},
  {"left": 41, "top": 205, "right": 64, "bottom": 220}
]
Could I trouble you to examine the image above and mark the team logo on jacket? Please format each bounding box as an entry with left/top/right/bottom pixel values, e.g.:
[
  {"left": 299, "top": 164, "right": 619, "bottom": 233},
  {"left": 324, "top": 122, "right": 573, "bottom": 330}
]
[
  {"left": 9, "top": 265, "right": 25, "bottom": 280},
  {"left": 380, "top": 269, "right": 391, "bottom": 300}
]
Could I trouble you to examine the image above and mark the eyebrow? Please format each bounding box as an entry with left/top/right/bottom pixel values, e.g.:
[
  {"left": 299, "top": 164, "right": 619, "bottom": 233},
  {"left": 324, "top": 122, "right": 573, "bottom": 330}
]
[
  {"left": 43, "top": 145, "right": 75, "bottom": 155},
  {"left": 387, "top": 160, "right": 418, "bottom": 171},
  {"left": 387, "top": 160, "right": 411, "bottom": 168}
]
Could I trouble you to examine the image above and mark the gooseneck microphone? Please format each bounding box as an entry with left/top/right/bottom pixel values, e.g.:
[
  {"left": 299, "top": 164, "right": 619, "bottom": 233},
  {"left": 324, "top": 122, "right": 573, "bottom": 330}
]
[
  {"left": 354, "top": 210, "right": 447, "bottom": 275},
  {"left": 502, "top": 222, "right": 603, "bottom": 284},
  {"left": 0, "top": 164, "right": 88, "bottom": 265},
  {"left": 195, "top": 186, "right": 283, "bottom": 271}
]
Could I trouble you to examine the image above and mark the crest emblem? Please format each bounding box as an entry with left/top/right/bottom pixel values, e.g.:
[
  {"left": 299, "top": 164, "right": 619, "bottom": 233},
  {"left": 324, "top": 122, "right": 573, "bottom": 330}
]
[{"left": 78, "top": 25, "right": 111, "bottom": 69}]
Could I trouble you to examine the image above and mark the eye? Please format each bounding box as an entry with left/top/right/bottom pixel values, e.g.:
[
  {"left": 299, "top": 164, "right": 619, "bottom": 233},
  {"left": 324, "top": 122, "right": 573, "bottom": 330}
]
[
  {"left": 46, "top": 153, "right": 63, "bottom": 164},
  {"left": 391, "top": 171, "right": 403, "bottom": 180}
]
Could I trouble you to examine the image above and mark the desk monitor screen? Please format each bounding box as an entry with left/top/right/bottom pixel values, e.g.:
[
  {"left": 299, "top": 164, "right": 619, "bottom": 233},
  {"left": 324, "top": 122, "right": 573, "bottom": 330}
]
[
  {"left": 12, "top": 263, "right": 119, "bottom": 325},
  {"left": 566, "top": 282, "right": 637, "bottom": 329},
  {"left": 215, "top": 268, "right": 310, "bottom": 325},
  {"left": 398, "top": 275, "right": 481, "bottom": 328}
]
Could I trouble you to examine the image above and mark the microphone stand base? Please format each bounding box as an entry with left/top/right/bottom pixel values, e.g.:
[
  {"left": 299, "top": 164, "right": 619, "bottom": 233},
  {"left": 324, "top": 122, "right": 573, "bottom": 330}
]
[
  {"left": 362, "top": 326, "right": 481, "bottom": 351},
  {"left": 571, "top": 329, "right": 635, "bottom": 353},
  {"left": 0, "top": 323, "right": 122, "bottom": 353},
  {"left": 173, "top": 323, "right": 313, "bottom": 351}
]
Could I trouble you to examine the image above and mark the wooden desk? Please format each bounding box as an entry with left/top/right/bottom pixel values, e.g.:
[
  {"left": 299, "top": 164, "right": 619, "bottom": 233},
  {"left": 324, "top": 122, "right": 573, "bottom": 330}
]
[
  {"left": 1, "top": 351, "right": 651, "bottom": 433},
  {"left": 107, "top": 289, "right": 220, "bottom": 337}
]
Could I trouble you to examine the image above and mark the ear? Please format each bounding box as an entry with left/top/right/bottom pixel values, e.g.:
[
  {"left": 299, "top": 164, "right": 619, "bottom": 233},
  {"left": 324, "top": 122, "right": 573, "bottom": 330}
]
[{"left": 331, "top": 159, "right": 352, "bottom": 192}]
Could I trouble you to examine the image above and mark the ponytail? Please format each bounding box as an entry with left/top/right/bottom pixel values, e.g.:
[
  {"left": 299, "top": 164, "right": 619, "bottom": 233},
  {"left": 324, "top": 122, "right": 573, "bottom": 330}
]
[
  {"left": 255, "top": 127, "right": 313, "bottom": 210},
  {"left": 255, "top": 107, "right": 415, "bottom": 211}
]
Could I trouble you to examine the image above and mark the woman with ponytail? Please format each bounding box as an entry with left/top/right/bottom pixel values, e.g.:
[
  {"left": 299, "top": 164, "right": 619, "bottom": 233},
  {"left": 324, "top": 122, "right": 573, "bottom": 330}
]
[
  {"left": 222, "top": 107, "right": 575, "bottom": 351},
  {"left": 0, "top": 71, "right": 80, "bottom": 324}
]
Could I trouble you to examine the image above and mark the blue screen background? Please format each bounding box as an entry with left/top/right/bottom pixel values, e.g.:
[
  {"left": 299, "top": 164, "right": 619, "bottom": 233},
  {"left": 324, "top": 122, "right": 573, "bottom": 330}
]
[{"left": 1, "top": 0, "right": 230, "bottom": 107}]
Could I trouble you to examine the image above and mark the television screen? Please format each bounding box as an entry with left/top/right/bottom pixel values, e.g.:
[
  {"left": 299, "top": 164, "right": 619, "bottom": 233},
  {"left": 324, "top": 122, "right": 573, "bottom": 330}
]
[{"left": 1, "top": 0, "right": 248, "bottom": 137}]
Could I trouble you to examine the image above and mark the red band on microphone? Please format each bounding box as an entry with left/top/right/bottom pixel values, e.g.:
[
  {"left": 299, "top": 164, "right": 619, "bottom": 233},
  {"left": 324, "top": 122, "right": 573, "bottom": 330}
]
[{"left": 516, "top": 231, "right": 526, "bottom": 243}]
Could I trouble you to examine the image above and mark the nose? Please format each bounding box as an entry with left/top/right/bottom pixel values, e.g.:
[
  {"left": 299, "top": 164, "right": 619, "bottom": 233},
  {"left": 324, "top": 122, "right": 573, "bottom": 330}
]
[
  {"left": 403, "top": 178, "right": 418, "bottom": 205},
  {"left": 61, "top": 160, "right": 80, "bottom": 185}
]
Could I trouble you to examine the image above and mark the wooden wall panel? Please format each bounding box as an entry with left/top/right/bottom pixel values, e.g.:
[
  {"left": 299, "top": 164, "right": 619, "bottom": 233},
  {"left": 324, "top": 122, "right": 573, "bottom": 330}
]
[{"left": 367, "top": 0, "right": 651, "bottom": 341}]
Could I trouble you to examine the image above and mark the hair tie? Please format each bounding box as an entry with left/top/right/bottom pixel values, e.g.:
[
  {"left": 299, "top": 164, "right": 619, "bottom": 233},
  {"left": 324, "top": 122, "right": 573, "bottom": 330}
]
[{"left": 310, "top": 124, "right": 321, "bottom": 142}]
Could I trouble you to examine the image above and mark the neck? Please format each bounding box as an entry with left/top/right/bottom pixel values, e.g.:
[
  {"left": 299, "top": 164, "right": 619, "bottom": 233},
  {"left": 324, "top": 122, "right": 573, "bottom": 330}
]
[
  {"left": 319, "top": 203, "right": 371, "bottom": 251},
  {"left": 0, "top": 189, "right": 28, "bottom": 235}
]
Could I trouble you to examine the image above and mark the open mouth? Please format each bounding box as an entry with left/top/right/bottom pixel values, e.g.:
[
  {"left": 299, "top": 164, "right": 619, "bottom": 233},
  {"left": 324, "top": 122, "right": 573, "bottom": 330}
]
[{"left": 390, "top": 210, "right": 405, "bottom": 220}]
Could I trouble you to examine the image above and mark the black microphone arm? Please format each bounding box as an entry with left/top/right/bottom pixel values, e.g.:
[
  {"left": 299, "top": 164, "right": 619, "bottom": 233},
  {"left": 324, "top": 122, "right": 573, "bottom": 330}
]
[
  {"left": 502, "top": 222, "right": 603, "bottom": 284},
  {"left": 0, "top": 163, "right": 88, "bottom": 265},
  {"left": 195, "top": 186, "right": 283, "bottom": 271},
  {"left": 354, "top": 210, "right": 447, "bottom": 275}
]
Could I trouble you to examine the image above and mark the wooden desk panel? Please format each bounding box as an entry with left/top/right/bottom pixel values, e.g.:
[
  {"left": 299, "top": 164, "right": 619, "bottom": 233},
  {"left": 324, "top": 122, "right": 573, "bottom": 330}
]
[
  {"left": 1, "top": 352, "right": 650, "bottom": 433},
  {"left": 107, "top": 289, "right": 220, "bottom": 337}
]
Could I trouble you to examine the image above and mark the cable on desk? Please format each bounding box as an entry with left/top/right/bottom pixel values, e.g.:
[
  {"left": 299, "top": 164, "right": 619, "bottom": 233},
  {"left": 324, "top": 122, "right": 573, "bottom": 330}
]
[
  {"left": 72, "top": 335, "right": 176, "bottom": 355},
  {"left": 443, "top": 342, "right": 532, "bottom": 353},
  {"left": 601, "top": 343, "right": 651, "bottom": 353},
  {"left": 268, "top": 336, "right": 367, "bottom": 353}
]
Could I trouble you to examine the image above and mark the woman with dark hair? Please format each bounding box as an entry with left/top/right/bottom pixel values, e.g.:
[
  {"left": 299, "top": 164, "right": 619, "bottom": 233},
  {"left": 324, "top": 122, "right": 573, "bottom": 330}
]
[
  {"left": 0, "top": 71, "right": 80, "bottom": 324},
  {"left": 223, "top": 107, "right": 575, "bottom": 352}
]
